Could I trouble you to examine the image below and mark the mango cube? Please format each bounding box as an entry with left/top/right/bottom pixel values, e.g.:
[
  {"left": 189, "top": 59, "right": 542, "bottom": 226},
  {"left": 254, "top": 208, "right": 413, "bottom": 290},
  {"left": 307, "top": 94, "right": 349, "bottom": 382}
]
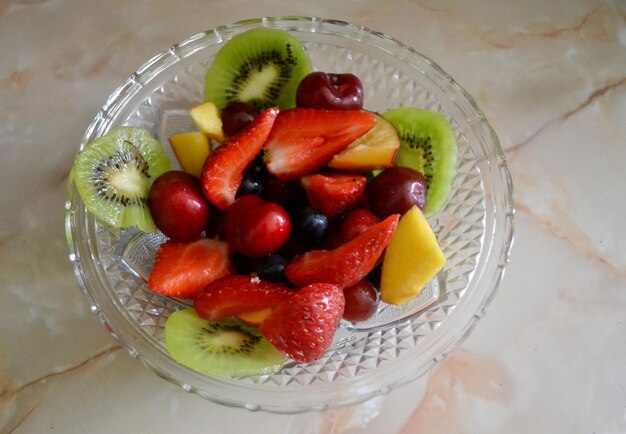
[
  {"left": 189, "top": 101, "right": 225, "bottom": 142},
  {"left": 328, "top": 114, "right": 400, "bottom": 171},
  {"left": 169, "top": 131, "right": 211, "bottom": 178},
  {"left": 381, "top": 205, "right": 446, "bottom": 305}
]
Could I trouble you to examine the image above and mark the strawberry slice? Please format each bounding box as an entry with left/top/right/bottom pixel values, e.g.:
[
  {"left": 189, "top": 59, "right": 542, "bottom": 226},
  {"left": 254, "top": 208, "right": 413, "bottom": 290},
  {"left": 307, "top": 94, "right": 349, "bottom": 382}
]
[
  {"left": 193, "top": 275, "right": 295, "bottom": 321},
  {"left": 301, "top": 173, "right": 367, "bottom": 218},
  {"left": 260, "top": 283, "right": 345, "bottom": 363},
  {"left": 147, "top": 238, "right": 234, "bottom": 299},
  {"left": 201, "top": 106, "right": 279, "bottom": 209},
  {"left": 285, "top": 214, "right": 400, "bottom": 289},
  {"left": 263, "top": 108, "right": 377, "bottom": 181}
]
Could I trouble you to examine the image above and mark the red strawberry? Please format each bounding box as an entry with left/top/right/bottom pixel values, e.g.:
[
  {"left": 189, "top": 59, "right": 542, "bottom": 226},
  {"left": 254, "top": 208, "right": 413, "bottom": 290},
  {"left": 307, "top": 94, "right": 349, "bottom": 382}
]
[
  {"left": 193, "top": 275, "right": 295, "bottom": 321},
  {"left": 263, "top": 108, "right": 377, "bottom": 181},
  {"left": 301, "top": 173, "right": 367, "bottom": 219},
  {"left": 260, "top": 283, "right": 345, "bottom": 363},
  {"left": 147, "top": 238, "right": 234, "bottom": 298},
  {"left": 201, "top": 106, "right": 279, "bottom": 209},
  {"left": 285, "top": 214, "right": 399, "bottom": 289}
]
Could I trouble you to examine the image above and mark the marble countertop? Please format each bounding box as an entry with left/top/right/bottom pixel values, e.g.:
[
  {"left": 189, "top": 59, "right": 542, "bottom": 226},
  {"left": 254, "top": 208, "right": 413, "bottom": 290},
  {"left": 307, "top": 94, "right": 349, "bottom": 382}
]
[{"left": 2, "top": 0, "right": 625, "bottom": 432}]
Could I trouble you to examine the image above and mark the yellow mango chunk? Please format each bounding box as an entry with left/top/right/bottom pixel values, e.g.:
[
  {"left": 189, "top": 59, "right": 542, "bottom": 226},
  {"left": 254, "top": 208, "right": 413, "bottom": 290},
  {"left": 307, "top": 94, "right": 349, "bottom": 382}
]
[
  {"left": 236, "top": 307, "right": 273, "bottom": 326},
  {"left": 328, "top": 114, "right": 400, "bottom": 171},
  {"left": 169, "top": 132, "right": 211, "bottom": 178},
  {"left": 381, "top": 205, "right": 446, "bottom": 305},
  {"left": 189, "top": 101, "right": 225, "bottom": 142}
]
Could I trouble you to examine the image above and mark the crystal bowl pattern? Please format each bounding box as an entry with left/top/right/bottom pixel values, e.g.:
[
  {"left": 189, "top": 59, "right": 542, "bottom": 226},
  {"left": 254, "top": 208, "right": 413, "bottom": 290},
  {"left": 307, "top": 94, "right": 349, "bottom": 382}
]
[{"left": 65, "top": 17, "right": 514, "bottom": 413}]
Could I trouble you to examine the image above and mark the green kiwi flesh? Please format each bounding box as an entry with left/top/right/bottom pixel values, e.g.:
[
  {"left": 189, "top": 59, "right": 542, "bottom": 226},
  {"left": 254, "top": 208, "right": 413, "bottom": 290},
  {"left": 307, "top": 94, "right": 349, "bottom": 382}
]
[
  {"left": 164, "top": 309, "right": 285, "bottom": 378},
  {"left": 204, "top": 28, "right": 312, "bottom": 111},
  {"left": 72, "top": 127, "right": 170, "bottom": 232},
  {"left": 382, "top": 108, "right": 457, "bottom": 215}
]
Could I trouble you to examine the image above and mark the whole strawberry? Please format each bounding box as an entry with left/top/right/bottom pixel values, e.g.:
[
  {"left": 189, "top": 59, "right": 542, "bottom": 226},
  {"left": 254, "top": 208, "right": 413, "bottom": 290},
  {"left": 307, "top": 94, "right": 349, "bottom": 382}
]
[{"left": 260, "top": 283, "right": 345, "bottom": 363}]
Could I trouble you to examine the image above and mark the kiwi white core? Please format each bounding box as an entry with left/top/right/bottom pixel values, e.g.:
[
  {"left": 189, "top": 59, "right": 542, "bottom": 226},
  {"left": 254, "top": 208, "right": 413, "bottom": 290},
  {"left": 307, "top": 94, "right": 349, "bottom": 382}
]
[
  {"left": 111, "top": 167, "right": 150, "bottom": 196},
  {"left": 204, "top": 329, "right": 253, "bottom": 351},
  {"left": 238, "top": 66, "right": 280, "bottom": 101}
]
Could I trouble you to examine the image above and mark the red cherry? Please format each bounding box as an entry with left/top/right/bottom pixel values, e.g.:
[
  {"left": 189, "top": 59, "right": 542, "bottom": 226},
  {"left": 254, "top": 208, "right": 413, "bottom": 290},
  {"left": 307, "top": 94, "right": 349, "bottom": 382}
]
[
  {"left": 223, "top": 195, "right": 292, "bottom": 257},
  {"left": 148, "top": 171, "right": 211, "bottom": 242},
  {"left": 343, "top": 279, "right": 380, "bottom": 322},
  {"left": 296, "top": 72, "right": 364, "bottom": 110},
  {"left": 338, "top": 209, "right": 381, "bottom": 245},
  {"left": 325, "top": 208, "right": 381, "bottom": 249},
  {"left": 368, "top": 167, "right": 427, "bottom": 219},
  {"left": 221, "top": 101, "right": 260, "bottom": 137}
]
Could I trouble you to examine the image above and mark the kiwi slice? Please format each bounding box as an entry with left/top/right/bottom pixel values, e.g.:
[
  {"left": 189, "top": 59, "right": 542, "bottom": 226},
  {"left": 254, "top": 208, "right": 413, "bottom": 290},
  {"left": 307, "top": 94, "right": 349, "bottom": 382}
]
[
  {"left": 164, "top": 309, "right": 285, "bottom": 378},
  {"left": 204, "top": 28, "right": 312, "bottom": 111},
  {"left": 382, "top": 108, "right": 457, "bottom": 216},
  {"left": 72, "top": 126, "right": 170, "bottom": 232}
]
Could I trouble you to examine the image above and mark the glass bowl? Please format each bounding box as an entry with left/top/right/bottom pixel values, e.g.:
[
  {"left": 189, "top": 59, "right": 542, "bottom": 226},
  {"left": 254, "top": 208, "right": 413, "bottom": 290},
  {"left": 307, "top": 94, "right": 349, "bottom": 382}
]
[{"left": 65, "top": 17, "right": 514, "bottom": 413}]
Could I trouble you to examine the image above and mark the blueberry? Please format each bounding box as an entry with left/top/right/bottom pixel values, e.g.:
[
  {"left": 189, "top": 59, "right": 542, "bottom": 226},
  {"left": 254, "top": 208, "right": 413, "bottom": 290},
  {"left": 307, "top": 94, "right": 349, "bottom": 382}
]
[
  {"left": 236, "top": 173, "right": 264, "bottom": 197},
  {"left": 256, "top": 254, "right": 289, "bottom": 282},
  {"left": 247, "top": 154, "right": 266, "bottom": 177},
  {"left": 296, "top": 207, "right": 328, "bottom": 244}
]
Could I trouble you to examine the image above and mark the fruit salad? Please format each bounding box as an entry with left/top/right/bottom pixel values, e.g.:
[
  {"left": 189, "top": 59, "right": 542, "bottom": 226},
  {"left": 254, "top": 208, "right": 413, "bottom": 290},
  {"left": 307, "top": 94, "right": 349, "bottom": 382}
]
[{"left": 70, "top": 27, "right": 456, "bottom": 377}]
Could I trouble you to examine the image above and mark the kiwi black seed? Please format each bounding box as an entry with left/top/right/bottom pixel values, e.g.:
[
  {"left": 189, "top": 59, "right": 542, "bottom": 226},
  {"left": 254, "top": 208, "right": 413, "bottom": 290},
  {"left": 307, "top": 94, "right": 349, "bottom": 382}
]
[
  {"left": 72, "top": 127, "right": 170, "bottom": 232},
  {"left": 204, "top": 28, "right": 313, "bottom": 111},
  {"left": 382, "top": 108, "right": 457, "bottom": 216},
  {"left": 164, "top": 309, "right": 285, "bottom": 378}
]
